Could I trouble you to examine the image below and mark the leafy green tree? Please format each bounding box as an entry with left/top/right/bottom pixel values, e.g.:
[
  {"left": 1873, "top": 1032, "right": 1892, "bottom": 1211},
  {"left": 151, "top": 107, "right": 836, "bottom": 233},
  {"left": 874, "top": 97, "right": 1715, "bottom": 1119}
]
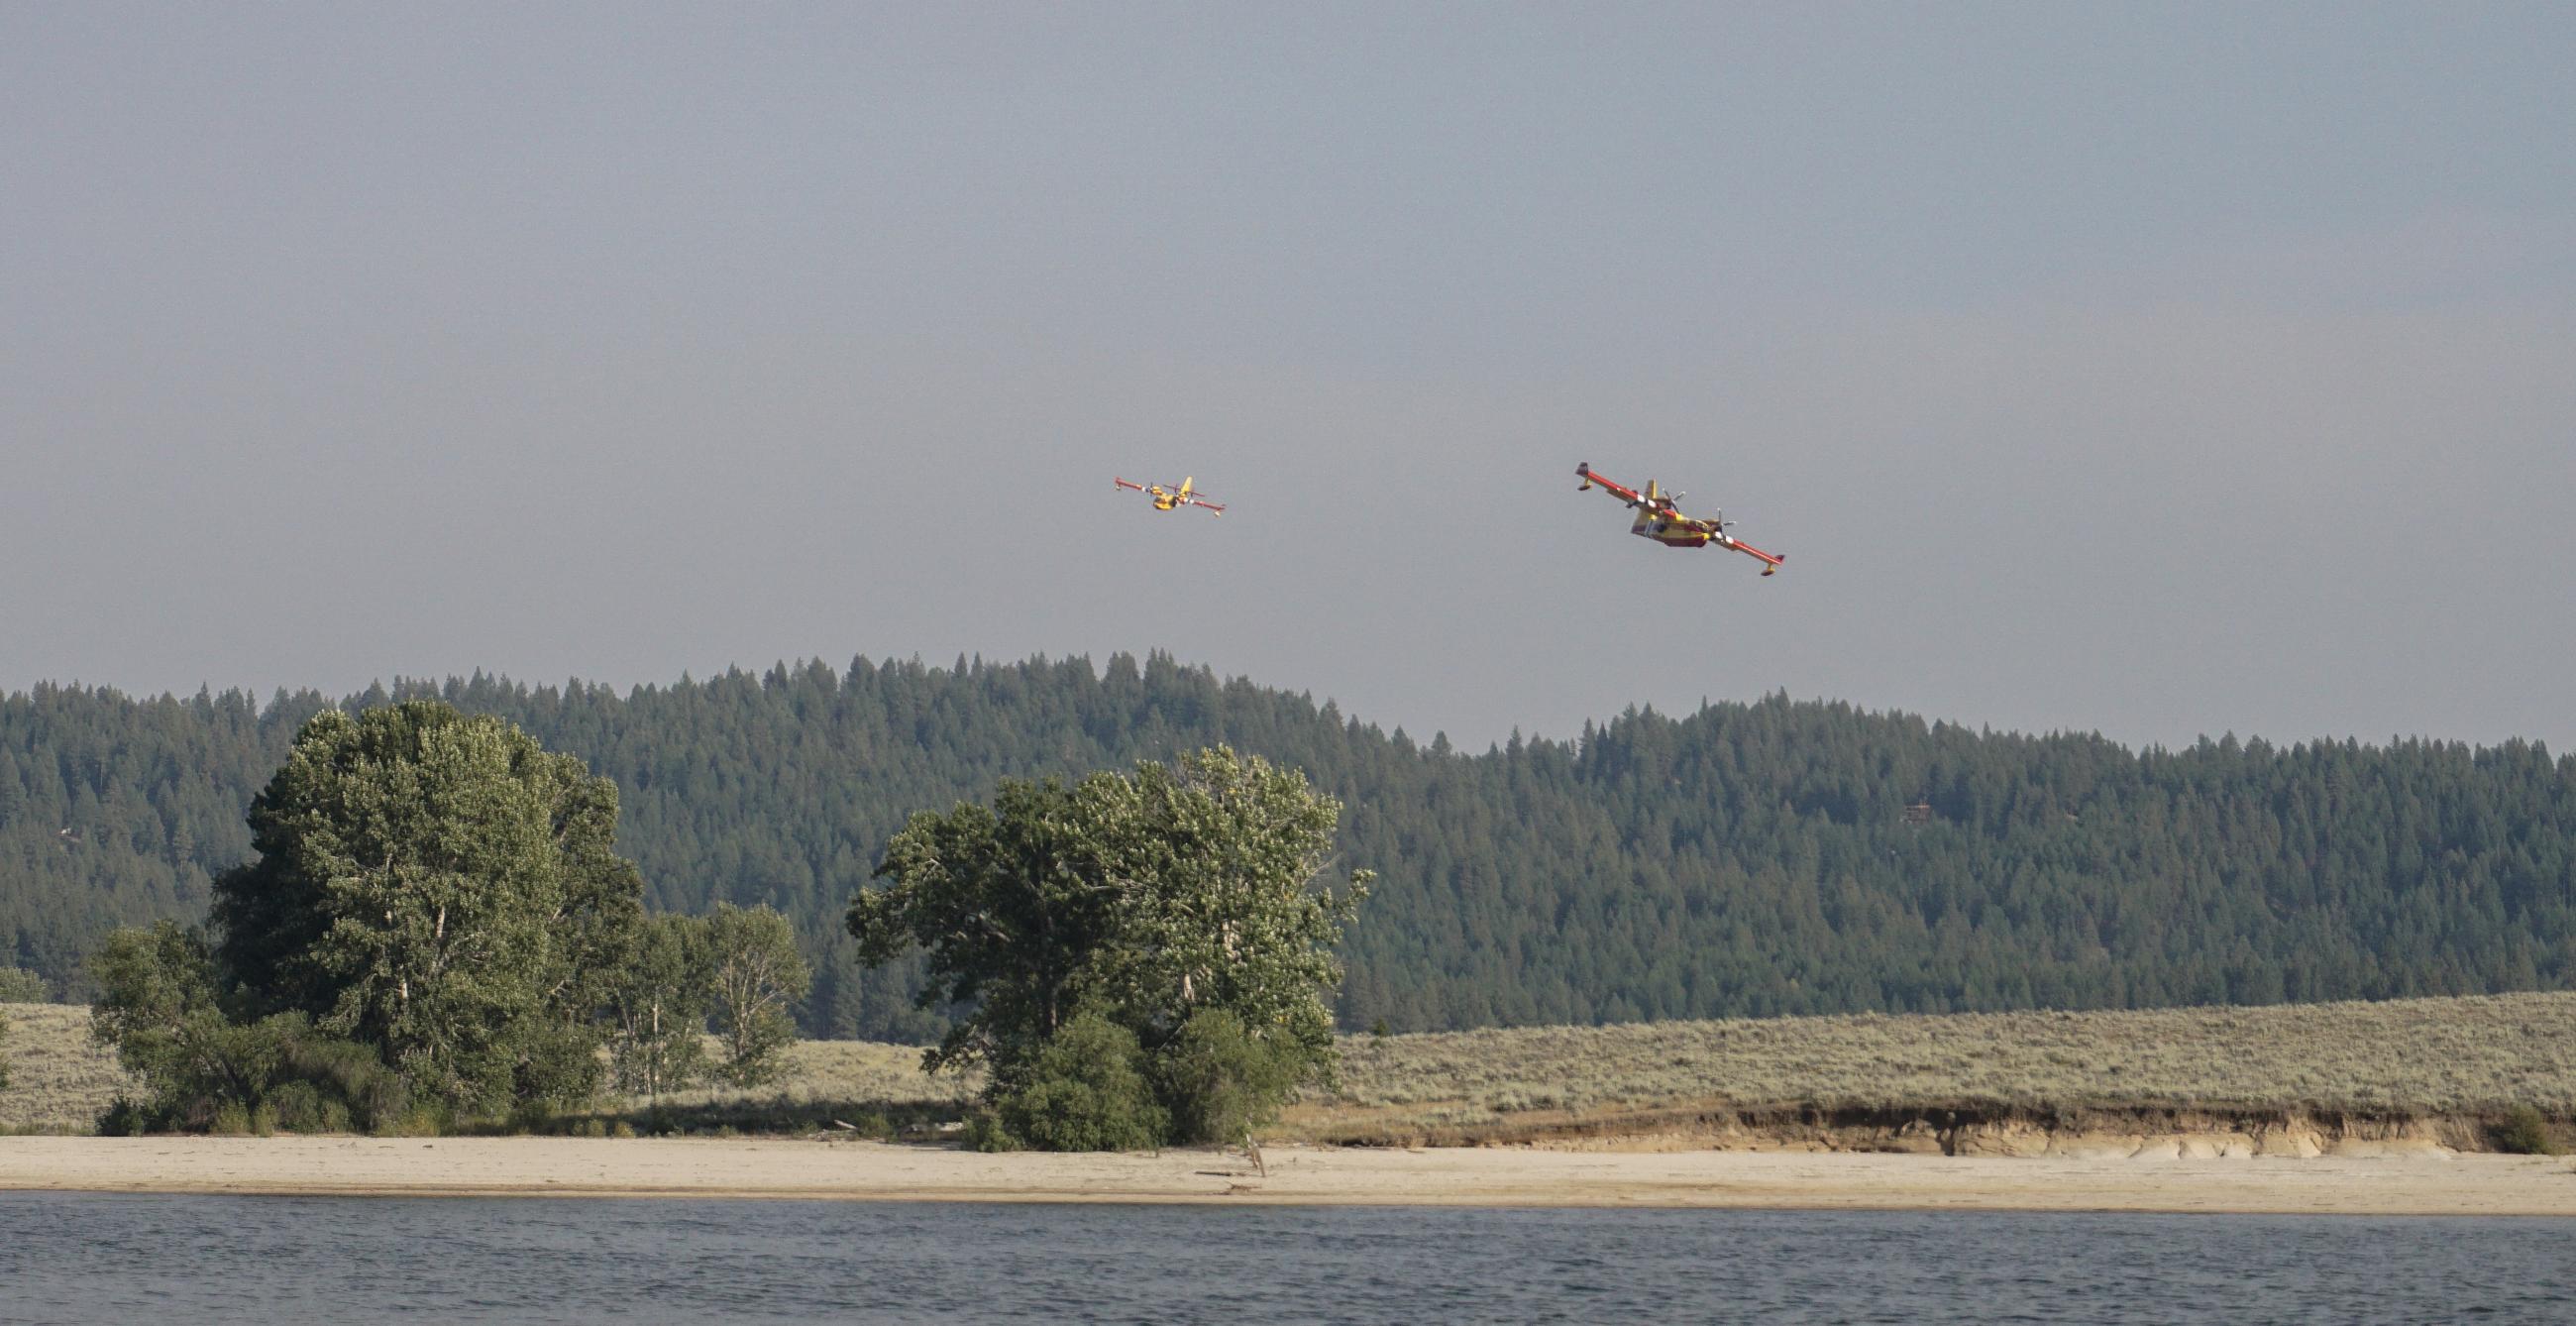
[
  {"left": 854, "top": 746, "right": 1369, "bottom": 1144},
  {"left": 88, "top": 920, "right": 231, "bottom": 1086},
  {"left": 605, "top": 912, "right": 710, "bottom": 1098},
  {"left": 207, "top": 703, "right": 644, "bottom": 1113},
  {"left": 702, "top": 903, "right": 810, "bottom": 1087},
  {"left": 1073, "top": 749, "right": 1369, "bottom": 1081},
  {"left": 851, "top": 774, "right": 1130, "bottom": 1080}
]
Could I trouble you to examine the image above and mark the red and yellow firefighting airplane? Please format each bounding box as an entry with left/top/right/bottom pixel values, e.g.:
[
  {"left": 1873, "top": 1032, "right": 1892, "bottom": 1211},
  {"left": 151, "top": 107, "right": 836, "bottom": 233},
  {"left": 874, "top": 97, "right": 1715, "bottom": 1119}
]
[
  {"left": 1575, "top": 462, "right": 1783, "bottom": 575},
  {"left": 1113, "top": 475, "right": 1226, "bottom": 515}
]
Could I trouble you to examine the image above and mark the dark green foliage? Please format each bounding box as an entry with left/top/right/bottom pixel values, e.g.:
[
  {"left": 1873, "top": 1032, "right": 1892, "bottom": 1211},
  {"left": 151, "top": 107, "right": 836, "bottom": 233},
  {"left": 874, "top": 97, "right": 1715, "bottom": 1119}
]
[
  {"left": 1155, "top": 1008, "right": 1309, "bottom": 1145},
  {"left": 87, "top": 922, "right": 410, "bottom": 1133},
  {"left": 210, "top": 703, "right": 644, "bottom": 1112},
  {"left": 84, "top": 705, "right": 649, "bottom": 1131},
  {"left": 860, "top": 747, "right": 1361, "bottom": 1149},
  {"left": 12, "top": 656, "right": 2576, "bottom": 1036},
  {"left": 987, "top": 1012, "right": 1165, "bottom": 1153},
  {"left": 2492, "top": 1104, "right": 2560, "bottom": 1155},
  {"left": 850, "top": 774, "right": 1131, "bottom": 1077},
  {"left": 854, "top": 747, "right": 1363, "bottom": 1094}
]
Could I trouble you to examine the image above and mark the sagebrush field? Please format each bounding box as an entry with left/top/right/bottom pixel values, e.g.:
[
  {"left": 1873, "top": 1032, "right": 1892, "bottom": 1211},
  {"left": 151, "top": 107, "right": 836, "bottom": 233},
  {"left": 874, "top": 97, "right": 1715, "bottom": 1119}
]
[{"left": 1315, "top": 991, "right": 2576, "bottom": 1140}]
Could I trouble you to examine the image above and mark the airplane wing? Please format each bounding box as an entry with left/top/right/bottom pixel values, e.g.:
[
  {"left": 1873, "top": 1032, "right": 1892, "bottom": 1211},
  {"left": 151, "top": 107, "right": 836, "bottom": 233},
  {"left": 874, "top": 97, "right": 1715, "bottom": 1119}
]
[
  {"left": 1187, "top": 496, "right": 1225, "bottom": 514},
  {"left": 1113, "top": 478, "right": 1146, "bottom": 493},
  {"left": 1725, "top": 537, "right": 1785, "bottom": 575},
  {"left": 1575, "top": 462, "right": 1645, "bottom": 505}
]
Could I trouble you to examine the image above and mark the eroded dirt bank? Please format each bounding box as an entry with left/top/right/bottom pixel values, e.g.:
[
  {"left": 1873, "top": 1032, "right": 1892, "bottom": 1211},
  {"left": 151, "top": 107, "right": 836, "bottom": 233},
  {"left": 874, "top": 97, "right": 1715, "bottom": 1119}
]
[{"left": 1295, "top": 1101, "right": 2516, "bottom": 1159}]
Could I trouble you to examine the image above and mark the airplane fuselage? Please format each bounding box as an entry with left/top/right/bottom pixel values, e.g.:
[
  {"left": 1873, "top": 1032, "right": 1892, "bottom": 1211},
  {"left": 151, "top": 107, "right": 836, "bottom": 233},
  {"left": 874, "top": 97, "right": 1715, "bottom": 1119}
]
[{"left": 1631, "top": 508, "right": 1721, "bottom": 547}]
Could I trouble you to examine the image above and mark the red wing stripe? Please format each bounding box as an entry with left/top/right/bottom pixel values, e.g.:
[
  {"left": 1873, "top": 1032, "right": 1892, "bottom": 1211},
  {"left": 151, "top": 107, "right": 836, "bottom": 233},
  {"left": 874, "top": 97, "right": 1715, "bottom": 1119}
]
[{"left": 1583, "top": 469, "right": 1643, "bottom": 502}]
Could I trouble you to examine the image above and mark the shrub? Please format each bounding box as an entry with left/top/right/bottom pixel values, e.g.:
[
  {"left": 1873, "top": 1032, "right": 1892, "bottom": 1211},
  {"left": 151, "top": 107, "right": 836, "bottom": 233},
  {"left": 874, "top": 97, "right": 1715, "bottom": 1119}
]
[
  {"left": 95, "top": 1095, "right": 161, "bottom": 1137},
  {"left": 384, "top": 1104, "right": 451, "bottom": 1138},
  {"left": 963, "top": 1108, "right": 1020, "bottom": 1153},
  {"left": 1155, "top": 1009, "right": 1306, "bottom": 1145},
  {"left": 268, "top": 1080, "right": 325, "bottom": 1132},
  {"left": 2492, "top": 1104, "right": 2559, "bottom": 1156},
  {"left": 280, "top": 1034, "right": 411, "bottom": 1133},
  {"left": 991, "top": 1013, "right": 1165, "bottom": 1152},
  {"left": 85, "top": 923, "right": 415, "bottom": 1134}
]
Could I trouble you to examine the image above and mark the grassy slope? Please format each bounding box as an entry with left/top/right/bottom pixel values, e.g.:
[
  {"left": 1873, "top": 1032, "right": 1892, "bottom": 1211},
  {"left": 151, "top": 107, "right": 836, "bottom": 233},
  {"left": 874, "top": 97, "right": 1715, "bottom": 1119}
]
[
  {"left": 9, "top": 993, "right": 2574, "bottom": 1138},
  {"left": 0, "top": 1003, "right": 134, "bottom": 1133},
  {"left": 1317, "top": 990, "right": 2576, "bottom": 1141}
]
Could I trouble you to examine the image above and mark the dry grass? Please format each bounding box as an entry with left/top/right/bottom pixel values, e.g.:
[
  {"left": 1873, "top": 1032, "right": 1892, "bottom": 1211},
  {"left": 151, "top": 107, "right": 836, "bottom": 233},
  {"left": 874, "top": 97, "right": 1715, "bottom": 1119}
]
[
  {"left": 13, "top": 992, "right": 2576, "bottom": 1139},
  {"left": 0, "top": 1003, "right": 135, "bottom": 1134},
  {"left": 1319, "top": 991, "right": 2576, "bottom": 1137}
]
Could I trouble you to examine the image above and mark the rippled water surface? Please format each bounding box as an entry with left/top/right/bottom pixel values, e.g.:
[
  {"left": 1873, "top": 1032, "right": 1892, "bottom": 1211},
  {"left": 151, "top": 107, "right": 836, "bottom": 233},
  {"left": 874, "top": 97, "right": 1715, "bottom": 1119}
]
[{"left": 3, "top": 1194, "right": 2572, "bottom": 1323}]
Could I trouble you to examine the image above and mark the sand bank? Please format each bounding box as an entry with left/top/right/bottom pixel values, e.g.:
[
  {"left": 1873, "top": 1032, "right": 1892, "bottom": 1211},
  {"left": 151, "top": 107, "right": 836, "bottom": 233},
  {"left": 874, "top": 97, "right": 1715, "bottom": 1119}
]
[{"left": 5, "top": 1137, "right": 2574, "bottom": 1214}]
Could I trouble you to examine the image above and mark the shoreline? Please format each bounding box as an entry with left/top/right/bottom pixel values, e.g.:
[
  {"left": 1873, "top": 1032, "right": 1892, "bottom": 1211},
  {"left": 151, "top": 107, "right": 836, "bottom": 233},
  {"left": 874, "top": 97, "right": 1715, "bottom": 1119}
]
[{"left": 7, "top": 1137, "right": 2576, "bottom": 1215}]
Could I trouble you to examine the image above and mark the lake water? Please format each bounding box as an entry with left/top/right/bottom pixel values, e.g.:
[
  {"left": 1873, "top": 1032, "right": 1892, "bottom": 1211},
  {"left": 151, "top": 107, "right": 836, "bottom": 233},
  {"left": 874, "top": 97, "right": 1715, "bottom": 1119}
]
[{"left": 2, "top": 1194, "right": 2571, "bottom": 1323}]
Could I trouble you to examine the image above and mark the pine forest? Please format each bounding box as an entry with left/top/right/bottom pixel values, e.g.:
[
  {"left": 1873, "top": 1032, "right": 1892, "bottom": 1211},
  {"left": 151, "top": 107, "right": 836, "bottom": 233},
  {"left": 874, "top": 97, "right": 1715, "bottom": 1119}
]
[{"left": 4, "top": 653, "right": 2571, "bottom": 1040}]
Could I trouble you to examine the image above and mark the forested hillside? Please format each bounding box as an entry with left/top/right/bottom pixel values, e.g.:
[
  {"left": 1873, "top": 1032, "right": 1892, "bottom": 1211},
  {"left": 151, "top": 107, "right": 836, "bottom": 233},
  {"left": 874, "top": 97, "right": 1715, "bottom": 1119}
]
[{"left": 6, "top": 654, "right": 2574, "bottom": 1038}]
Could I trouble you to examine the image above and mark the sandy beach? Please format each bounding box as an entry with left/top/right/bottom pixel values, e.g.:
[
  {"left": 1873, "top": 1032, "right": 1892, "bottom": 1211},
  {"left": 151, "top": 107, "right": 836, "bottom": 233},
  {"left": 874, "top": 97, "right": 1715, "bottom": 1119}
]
[{"left": 4, "top": 1137, "right": 2573, "bottom": 1214}]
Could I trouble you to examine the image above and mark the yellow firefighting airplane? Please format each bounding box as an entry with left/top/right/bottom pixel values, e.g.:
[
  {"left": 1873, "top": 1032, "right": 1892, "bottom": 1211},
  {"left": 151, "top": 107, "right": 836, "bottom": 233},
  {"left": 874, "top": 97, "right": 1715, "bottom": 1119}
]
[
  {"left": 1113, "top": 476, "right": 1225, "bottom": 515},
  {"left": 1576, "top": 462, "right": 1783, "bottom": 575}
]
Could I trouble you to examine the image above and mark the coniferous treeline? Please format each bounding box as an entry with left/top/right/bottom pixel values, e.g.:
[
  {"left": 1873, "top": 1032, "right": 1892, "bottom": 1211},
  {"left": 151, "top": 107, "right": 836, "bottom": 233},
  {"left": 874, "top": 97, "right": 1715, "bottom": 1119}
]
[{"left": 4, "top": 653, "right": 2573, "bottom": 1038}]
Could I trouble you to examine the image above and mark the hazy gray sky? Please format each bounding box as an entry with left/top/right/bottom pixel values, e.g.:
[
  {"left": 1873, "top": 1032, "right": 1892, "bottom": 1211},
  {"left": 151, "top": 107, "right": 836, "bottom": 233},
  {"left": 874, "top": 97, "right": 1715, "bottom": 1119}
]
[{"left": 6, "top": 3, "right": 2572, "bottom": 751}]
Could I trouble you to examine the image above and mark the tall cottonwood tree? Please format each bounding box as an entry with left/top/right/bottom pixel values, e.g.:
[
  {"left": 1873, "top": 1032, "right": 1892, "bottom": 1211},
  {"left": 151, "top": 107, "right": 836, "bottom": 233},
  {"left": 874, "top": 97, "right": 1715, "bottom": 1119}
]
[
  {"left": 852, "top": 746, "right": 1369, "bottom": 1103},
  {"left": 208, "top": 703, "right": 643, "bottom": 1112}
]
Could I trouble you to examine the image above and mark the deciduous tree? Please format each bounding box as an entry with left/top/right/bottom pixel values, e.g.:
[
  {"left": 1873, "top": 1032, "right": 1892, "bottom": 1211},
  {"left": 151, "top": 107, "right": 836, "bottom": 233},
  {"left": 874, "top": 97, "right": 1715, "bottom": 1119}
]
[
  {"left": 605, "top": 912, "right": 710, "bottom": 1098},
  {"left": 853, "top": 746, "right": 1368, "bottom": 1145},
  {"left": 208, "top": 703, "right": 643, "bottom": 1112},
  {"left": 703, "top": 903, "right": 810, "bottom": 1087}
]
